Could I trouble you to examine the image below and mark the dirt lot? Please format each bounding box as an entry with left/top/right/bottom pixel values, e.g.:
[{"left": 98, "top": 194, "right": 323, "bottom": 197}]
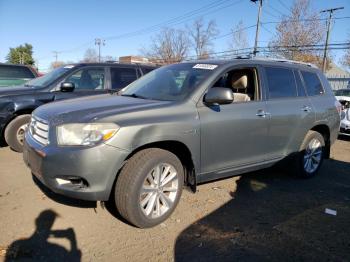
[{"left": 0, "top": 138, "right": 349, "bottom": 261}]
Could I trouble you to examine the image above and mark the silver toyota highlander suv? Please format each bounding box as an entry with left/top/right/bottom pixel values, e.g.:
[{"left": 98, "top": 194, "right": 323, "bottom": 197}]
[{"left": 23, "top": 58, "right": 340, "bottom": 228}]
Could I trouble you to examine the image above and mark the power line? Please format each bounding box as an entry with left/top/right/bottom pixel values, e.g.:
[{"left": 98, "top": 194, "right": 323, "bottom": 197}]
[
  {"left": 266, "top": 2, "right": 287, "bottom": 17},
  {"left": 214, "top": 24, "right": 256, "bottom": 40},
  {"left": 104, "top": 0, "right": 243, "bottom": 41},
  {"left": 277, "top": 0, "right": 291, "bottom": 13},
  {"left": 145, "top": 43, "right": 350, "bottom": 64}
]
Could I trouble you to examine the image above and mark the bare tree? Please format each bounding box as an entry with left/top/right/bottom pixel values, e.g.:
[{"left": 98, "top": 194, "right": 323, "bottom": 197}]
[
  {"left": 342, "top": 34, "right": 350, "bottom": 68},
  {"left": 187, "top": 18, "right": 219, "bottom": 59},
  {"left": 269, "top": 0, "right": 326, "bottom": 67},
  {"left": 229, "top": 20, "right": 249, "bottom": 54},
  {"left": 81, "top": 48, "right": 98, "bottom": 62},
  {"left": 142, "top": 28, "right": 190, "bottom": 64}
]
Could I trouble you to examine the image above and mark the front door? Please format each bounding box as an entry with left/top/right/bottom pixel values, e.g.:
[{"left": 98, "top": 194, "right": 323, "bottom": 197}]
[
  {"left": 198, "top": 66, "right": 270, "bottom": 174},
  {"left": 53, "top": 67, "right": 107, "bottom": 100}
]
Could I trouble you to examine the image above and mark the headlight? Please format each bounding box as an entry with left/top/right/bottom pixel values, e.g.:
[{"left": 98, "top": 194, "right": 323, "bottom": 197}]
[{"left": 57, "top": 123, "right": 119, "bottom": 146}]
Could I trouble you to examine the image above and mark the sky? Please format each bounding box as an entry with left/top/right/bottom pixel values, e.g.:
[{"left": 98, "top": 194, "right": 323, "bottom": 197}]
[{"left": 0, "top": 0, "right": 349, "bottom": 72}]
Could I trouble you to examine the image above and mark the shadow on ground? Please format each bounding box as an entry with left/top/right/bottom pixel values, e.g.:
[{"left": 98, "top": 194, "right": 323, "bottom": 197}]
[
  {"left": 5, "top": 210, "right": 81, "bottom": 261},
  {"left": 175, "top": 159, "right": 350, "bottom": 262}
]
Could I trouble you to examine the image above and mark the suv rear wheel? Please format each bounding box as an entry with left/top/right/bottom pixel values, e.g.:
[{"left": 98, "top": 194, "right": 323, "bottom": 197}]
[
  {"left": 114, "top": 148, "right": 184, "bottom": 228},
  {"left": 293, "top": 130, "right": 325, "bottom": 178},
  {"left": 4, "top": 114, "right": 31, "bottom": 153}
]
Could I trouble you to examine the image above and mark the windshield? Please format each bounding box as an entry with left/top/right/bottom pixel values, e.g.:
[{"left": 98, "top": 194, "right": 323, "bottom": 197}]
[
  {"left": 120, "top": 63, "right": 217, "bottom": 101},
  {"left": 25, "top": 66, "right": 73, "bottom": 88}
]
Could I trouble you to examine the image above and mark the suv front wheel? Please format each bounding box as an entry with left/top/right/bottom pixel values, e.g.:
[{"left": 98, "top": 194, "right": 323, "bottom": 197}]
[{"left": 114, "top": 148, "right": 184, "bottom": 228}]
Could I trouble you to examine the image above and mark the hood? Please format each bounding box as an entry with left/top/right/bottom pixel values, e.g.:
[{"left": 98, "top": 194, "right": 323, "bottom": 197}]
[
  {"left": 0, "top": 85, "right": 39, "bottom": 98},
  {"left": 33, "top": 94, "right": 172, "bottom": 124}
]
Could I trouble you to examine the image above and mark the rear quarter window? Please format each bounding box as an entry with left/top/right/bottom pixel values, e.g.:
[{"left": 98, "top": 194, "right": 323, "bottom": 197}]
[
  {"left": 265, "top": 67, "right": 297, "bottom": 99},
  {"left": 301, "top": 71, "right": 324, "bottom": 96},
  {"left": 0, "top": 65, "right": 35, "bottom": 79}
]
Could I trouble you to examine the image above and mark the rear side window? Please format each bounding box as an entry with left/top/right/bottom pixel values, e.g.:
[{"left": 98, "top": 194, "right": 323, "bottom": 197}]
[
  {"left": 0, "top": 65, "right": 35, "bottom": 78},
  {"left": 265, "top": 67, "right": 297, "bottom": 99},
  {"left": 301, "top": 71, "right": 324, "bottom": 96},
  {"left": 111, "top": 67, "right": 137, "bottom": 89}
]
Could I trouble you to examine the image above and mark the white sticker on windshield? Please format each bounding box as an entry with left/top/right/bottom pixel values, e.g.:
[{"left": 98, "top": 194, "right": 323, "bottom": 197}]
[
  {"left": 64, "top": 65, "right": 75, "bottom": 69},
  {"left": 193, "top": 64, "right": 218, "bottom": 70}
]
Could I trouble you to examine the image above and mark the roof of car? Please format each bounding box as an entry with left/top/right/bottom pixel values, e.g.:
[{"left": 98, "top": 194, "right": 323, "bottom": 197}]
[
  {"left": 0, "top": 63, "right": 33, "bottom": 68},
  {"left": 70, "top": 62, "right": 158, "bottom": 68},
  {"left": 181, "top": 57, "right": 319, "bottom": 70}
]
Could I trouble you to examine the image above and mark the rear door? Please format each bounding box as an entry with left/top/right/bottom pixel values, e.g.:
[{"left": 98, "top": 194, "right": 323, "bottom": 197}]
[
  {"left": 109, "top": 66, "right": 138, "bottom": 90},
  {"left": 263, "top": 66, "right": 315, "bottom": 159}
]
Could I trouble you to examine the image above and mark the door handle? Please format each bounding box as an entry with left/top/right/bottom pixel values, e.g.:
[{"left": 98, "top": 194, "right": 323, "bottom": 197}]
[
  {"left": 301, "top": 105, "right": 312, "bottom": 112},
  {"left": 256, "top": 110, "right": 270, "bottom": 118}
]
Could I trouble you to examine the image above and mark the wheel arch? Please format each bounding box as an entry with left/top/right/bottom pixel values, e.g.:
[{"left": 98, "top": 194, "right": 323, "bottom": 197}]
[
  {"left": 310, "top": 124, "right": 331, "bottom": 159},
  {"left": 1, "top": 108, "right": 34, "bottom": 144},
  {"left": 115, "top": 140, "right": 197, "bottom": 193}
]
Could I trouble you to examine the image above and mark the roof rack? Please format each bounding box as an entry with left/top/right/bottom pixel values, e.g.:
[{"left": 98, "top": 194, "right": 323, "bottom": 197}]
[{"left": 254, "top": 56, "right": 318, "bottom": 68}]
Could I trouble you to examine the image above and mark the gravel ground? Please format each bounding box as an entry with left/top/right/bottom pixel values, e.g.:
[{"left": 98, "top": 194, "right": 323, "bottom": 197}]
[{"left": 0, "top": 137, "right": 349, "bottom": 261}]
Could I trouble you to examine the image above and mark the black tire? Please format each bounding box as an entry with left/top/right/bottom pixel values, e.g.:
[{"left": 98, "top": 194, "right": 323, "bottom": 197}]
[
  {"left": 115, "top": 148, "right": 184, "bottom": 228},
  {"left": 4, "top": 114, "right": 31, "bottom": 153},
  {"left": 292, "top": 130, "right": 325, "bottom": 178}
]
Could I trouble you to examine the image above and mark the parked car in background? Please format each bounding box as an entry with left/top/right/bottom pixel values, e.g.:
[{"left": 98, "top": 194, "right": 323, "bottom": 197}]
[
  {"left": 337, "top": 96, "right": 350, "bottom": 136},
  {"left": 0, "top": 62, "right": 157, "bottom": 152},
  {"left": 23, "top": 58, "right": 340, "bottom": 228},
  {"left": 0, "top": 63, "right": 38, "bottom": 87}
]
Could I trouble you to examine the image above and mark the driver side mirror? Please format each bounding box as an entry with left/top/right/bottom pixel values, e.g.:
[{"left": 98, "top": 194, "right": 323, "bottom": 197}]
[
  {"left": 204, "top": 87, "right": 233, "bottom": 105},
  {"left": 60, "top": 82, "right": 75, "bottom": 92}
]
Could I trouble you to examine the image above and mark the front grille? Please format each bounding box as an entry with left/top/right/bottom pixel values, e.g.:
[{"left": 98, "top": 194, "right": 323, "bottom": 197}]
[{"left": 29, "top": 116, "right": 49, "bottom": 145}]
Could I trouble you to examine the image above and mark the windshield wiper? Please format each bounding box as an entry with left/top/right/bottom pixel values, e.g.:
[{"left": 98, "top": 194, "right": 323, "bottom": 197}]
[{"left": 121, "top": 93, "right": 148, "bottom": 99}]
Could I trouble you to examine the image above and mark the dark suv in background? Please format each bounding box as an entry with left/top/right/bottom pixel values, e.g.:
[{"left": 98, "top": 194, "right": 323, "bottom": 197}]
[
  {"left": 0, "top": 63, "right": 38, "bottom": 87},
  {"left": 0, "top": 62, "right": 156, "bottom": 152}
]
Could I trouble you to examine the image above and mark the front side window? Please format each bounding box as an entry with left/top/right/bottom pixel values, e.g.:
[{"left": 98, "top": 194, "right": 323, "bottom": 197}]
[
  {"left": 111, "top": 68, "right": 137, "bottom": 90},
  {"left": 211, "top": 67, "right": 259, "bottom": 102},
  {"left": 120, "top": 63, "right": 214, "bottom": 101},
  {"left": 65, "top": 68, "right": 105, "bottom": 90},
  {"left": 265, "top": 67, "right": 297, "bottom": 99},
  {"left": 301, "top": 71, "right": 324, "bottom": 96}
]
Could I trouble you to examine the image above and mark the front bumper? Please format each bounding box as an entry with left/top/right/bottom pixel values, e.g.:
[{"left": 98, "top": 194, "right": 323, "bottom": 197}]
[{"left": 23, "top": 131, "right": 130, "bottom": 201}]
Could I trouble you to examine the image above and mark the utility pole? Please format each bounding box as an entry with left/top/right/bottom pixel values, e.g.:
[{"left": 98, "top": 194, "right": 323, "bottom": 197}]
[
  {"left": 320, "top": 7, "right": 344, "bottom": 73},
  {"left": 52, "top": 51, "right": 59, "bottom": 63},
  {"left": 95, "top": 38, "right": 106, "bottom": 62},
  {"left": 252, "top": 0, "right": 262, "bottom": 56}
]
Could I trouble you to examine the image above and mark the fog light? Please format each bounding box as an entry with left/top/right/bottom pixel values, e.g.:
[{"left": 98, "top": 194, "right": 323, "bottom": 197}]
[
  {"left": 55, "top": 177, "right": 88, "bottom": 188},
  {"left": 56, "top": 178, "right": 71, "bottom": 185}
]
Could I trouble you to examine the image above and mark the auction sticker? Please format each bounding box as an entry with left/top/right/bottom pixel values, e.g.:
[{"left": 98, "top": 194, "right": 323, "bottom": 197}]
[{"left": 193, "top": 64, "right": 218, "bottom": 70}]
